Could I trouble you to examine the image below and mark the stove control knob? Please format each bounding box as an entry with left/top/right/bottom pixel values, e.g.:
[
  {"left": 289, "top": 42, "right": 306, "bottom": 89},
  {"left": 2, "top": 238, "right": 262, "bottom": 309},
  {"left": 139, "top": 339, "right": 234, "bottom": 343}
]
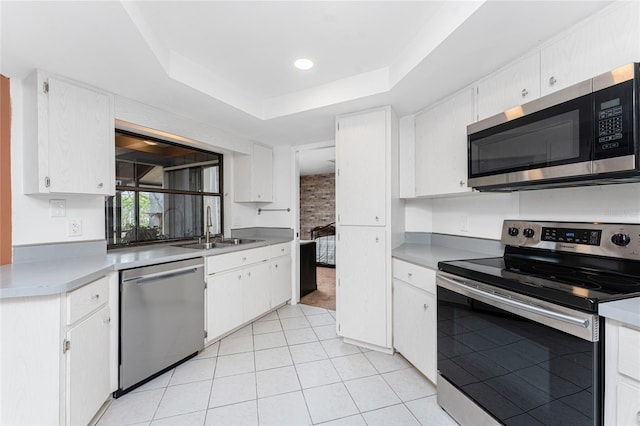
[
  {"left": 611, "top": 233, "right": 631, "bottom": 246},
  {"left": 508, "top": 227, "right": 519, "bottom": 237},
  {"left": 523, "top": 228, "right": 535, "bottom": 238}
]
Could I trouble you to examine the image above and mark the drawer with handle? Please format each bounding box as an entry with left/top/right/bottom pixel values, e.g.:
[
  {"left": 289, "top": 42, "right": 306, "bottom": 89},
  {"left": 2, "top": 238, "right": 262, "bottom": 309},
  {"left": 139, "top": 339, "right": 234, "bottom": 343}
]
[
  {"left": 67, "top": 275, "right": 109, "bottom": 324},
  {"left": 270, "top": 242, "right": 291, "bottom": 258},
  {"left": 392, "top": 259, "right": 436, "bottom": 294},
  {"left": 207, "top": 246, "right": 270, "bottom": 275}
]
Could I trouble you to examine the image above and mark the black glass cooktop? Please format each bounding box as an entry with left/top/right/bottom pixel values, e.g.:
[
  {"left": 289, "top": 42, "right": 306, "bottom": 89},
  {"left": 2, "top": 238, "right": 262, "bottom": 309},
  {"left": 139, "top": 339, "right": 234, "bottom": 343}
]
[{"left": 439, "top": 250, "right": 640, "bottom": 313}]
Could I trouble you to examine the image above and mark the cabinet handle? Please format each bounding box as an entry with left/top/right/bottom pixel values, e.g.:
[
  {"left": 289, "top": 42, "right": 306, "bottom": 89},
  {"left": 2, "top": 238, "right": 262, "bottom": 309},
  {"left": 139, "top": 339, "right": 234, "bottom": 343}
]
[
  {"left": 407, "top": 273, "right": 413, "bottom": 279},
  {"left": 97, "top": 182, "right": 103, "bottom": 189},
  {"left": 423, "top": 304, "right": 428, "bottom": 310},
  {"left": 281, "top": 248, "right": 285, "bottom": 252},
  {"left": 375, "top": 237, "right": 379, "bottom": 243},
  {"left": 459, "top": 180, "right": 465, "bottom": 187},
  {"left": 242, "top": 257, "right": 247, "bottom": 261},
  {"left": 375, "top": 216, "right": 379, "bottom": 222},
  {"left": 549, "top": 76, "right": 557, "bottom": 86},
  {"left": 521, "top": 88, "right": 528, "bottom": 98},
  {"left": 275, "top": 264, "right": 278, "bottom": 268},
  {"left": 103, "top": 317, "right": 111, "bottom": 325},
  {"left": 247, "top": 272, "right": 251, "bottom": 277},
  {"left": 91, "top": 294, "right": 100, "bottom": 301},
  {"left": 238, "top": 275, "right": 242, "bottom": 280}
]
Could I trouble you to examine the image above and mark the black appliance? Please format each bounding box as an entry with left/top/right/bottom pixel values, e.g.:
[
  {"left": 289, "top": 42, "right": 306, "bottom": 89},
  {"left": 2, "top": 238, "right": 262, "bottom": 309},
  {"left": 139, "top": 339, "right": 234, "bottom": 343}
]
[
  {"left": 436, "top": 220, "right": 640, "bottom": 426},
  {"left": 300, "top": 240, "right": 317, "bottom": 297},
  {"left": 467, "top": 63, "right": 640, "bottom": 191}
]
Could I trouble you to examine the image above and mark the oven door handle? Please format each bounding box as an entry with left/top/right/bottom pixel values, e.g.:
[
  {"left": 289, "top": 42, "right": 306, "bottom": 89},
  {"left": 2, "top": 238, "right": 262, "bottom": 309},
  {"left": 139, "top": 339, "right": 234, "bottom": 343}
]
[{"left": 437, "top": 274, "right": 597, "bottom": 339}]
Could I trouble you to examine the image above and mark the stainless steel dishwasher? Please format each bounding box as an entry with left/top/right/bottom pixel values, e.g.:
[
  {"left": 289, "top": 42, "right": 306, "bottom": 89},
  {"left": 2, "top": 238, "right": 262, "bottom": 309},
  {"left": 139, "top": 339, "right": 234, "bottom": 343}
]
[{"left": 117, "top": 257, "right": 205, "bottom": 396}]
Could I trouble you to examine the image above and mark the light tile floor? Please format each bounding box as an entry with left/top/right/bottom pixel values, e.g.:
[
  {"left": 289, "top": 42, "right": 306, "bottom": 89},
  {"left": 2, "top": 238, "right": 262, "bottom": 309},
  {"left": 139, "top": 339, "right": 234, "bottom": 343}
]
[{"left": 97, "top": 304, "right": 458, "bottom": 426}]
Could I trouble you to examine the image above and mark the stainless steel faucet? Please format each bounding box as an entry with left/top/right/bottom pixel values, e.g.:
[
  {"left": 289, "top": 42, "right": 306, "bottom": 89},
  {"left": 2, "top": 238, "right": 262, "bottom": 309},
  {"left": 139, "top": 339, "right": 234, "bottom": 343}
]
[{"left": 205, "top": 205, "right": 213, "bottom": 244}]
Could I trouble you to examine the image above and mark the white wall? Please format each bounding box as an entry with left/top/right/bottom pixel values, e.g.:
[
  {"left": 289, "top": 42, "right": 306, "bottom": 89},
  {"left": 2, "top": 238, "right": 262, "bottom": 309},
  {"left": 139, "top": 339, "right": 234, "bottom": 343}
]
[
  {"left": 9, "top": 77, "right": 287, "bottom": 247},
  {"left": 405, "top": 183, "right": 640, "bottom": 241}
]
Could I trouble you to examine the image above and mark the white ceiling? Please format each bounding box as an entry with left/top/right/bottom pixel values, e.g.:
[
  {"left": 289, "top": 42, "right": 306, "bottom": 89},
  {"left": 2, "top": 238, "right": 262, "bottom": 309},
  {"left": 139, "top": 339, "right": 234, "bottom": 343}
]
[{"left": 1, "top": 1, "right": 611, "bottom": 149}]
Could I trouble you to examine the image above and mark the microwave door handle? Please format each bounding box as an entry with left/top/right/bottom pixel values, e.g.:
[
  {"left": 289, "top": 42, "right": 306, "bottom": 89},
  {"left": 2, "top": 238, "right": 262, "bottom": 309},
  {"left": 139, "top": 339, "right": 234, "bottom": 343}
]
[{"left": 437, "top": 275, "right": 591, "bottom": 329}]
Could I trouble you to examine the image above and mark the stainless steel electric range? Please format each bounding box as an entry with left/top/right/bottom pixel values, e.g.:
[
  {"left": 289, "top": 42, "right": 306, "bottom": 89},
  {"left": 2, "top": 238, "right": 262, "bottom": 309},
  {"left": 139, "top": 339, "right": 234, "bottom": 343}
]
[{"left": 436, "top": 220, "right": 640, "bottom": 426}]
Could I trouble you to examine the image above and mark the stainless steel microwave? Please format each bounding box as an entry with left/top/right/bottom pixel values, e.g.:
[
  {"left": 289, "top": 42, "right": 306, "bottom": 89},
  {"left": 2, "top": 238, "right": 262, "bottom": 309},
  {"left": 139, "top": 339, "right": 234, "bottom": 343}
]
[{"left": 467, "top": 63, "right": 640, "bottom": 191}]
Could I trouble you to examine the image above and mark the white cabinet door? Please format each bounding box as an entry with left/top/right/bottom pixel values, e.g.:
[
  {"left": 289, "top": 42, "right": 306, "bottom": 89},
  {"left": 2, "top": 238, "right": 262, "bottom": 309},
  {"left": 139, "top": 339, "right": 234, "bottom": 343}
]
[
  {"left": 66, "top": 304, "right": 110, "bottom": 426},
  {"left": 23, "top": 70, "right": 115, "bottom": 195},
  {"left": 233, "top": 143, "right": 273, "bottom": 202},
  {"left": 337, "top": 226, "right": 387, "bottom": 348},
  {"left": 392, "top": 279, "right": 436, "bottom": 383},
  {"left": 243, "top": 262, "right": 271, "bottom": 322},
  {"left": 336, "top": 109, "right": 387, "bottom": 226},
  {"left": 415, "top": 88, "right": 475, "bottom": 197},
  {"left": 206, "top": 271, "right": 243, "bottom": 341},
  {"left": 541, "top": 2, "right": 639, "bottom": 96},
  {"left": 616, "top": 381, "right": 640, "bottom": 426},
  {"left": 48, "top": 76, "right": 114, "bottom": 195},
  {"left": 477, "top": 53, "right": 540, "bottom": 120},
  {"left": 271, "top": 256, "right": 292, "bottom": 307},
  {"left": 253, "top": 144, "right": 273, "bottom": 202}
]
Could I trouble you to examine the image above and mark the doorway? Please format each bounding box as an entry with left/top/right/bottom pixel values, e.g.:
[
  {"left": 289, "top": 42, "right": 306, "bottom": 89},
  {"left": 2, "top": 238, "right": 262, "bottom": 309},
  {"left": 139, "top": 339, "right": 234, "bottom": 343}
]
[{"left": 296, "top": 144, "right": 336, "bottom": 311}]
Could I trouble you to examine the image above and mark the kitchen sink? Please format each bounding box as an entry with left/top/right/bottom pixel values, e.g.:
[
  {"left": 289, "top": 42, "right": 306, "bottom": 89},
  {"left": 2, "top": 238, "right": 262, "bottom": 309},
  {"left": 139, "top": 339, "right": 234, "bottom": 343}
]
[
  {"left": 177, "top": 238, "right": 262, "bottom": 250},
  {"left": 218, "top": 238, "right": 261, "bottom": 245}
]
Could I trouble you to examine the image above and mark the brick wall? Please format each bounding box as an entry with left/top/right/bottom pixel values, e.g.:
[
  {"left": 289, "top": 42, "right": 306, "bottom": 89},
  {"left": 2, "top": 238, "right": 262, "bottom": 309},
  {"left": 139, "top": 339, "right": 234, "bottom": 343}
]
[{"left": 300, "top": 173, "right": 335, "bottom": 239}]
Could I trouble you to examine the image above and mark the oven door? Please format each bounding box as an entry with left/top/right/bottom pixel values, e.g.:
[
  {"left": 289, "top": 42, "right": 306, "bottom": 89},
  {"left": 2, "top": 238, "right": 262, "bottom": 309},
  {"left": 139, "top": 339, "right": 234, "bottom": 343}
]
[{"left": 436, "top": 272, "right": 602, "bottom": 426}]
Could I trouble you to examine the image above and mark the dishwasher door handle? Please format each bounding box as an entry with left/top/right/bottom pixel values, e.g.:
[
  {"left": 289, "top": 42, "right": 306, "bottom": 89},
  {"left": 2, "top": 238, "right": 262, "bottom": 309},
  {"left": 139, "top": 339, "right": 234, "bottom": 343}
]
[{"left": 122, "top": 265, "right": 203, "bottom": 284}]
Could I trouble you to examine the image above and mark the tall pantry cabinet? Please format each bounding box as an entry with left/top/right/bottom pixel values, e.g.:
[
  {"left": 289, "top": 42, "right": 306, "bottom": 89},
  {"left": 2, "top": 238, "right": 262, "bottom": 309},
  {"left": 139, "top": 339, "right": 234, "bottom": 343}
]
[{"left": 335, "top": 106, "right": 404, "bottom": 352}]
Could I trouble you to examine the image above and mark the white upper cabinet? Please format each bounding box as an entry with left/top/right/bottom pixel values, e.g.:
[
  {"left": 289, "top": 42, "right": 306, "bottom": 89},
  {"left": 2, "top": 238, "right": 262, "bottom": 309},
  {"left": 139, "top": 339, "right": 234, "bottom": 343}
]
[
  {"left": 541, "top": 1, "right": 640, "bottom": 96},
  {"left": 415, "top": 88, "right": 475, "bottom": 197},
  {"left": 398, "top": 115, "right": 416, "bottom": 199},
  {"left": 477, "top": 53, "right": 540, "bottom": 121},
  {"left": 22, "top": 70, "right": 115, "bottom": 196},
  {"left": 336, "top": 108, "right": 387, "bottom": 226},
  {"left": 234, "top": 143, "right": 273, "bottom": 202}
]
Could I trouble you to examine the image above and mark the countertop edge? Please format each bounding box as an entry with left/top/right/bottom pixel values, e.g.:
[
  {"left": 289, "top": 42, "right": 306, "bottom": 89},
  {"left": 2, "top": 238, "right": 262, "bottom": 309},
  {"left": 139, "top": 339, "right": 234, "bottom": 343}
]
[
  {"left": 600, "top": 297, "right": 640, "bottom": 328},
  {"left": 1, "top": 237, "right": 293, "bottom": 300}
]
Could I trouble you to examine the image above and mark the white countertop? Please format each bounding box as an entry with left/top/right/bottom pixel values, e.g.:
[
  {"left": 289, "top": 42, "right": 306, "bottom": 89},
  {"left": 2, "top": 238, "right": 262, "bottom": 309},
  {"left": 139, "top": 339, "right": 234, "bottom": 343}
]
[
  {"left": 0, "top": 237, "right": 292, "bottom": 299},
  {"left": 600, "top": 297, "right": 640, "bottom": 328}
]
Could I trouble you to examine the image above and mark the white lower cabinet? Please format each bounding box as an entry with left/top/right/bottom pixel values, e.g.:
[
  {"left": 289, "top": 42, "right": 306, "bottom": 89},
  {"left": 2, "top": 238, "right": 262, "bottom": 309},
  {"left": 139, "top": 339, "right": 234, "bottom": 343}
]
[
  {"left": 392, "top": 259, "right": 437, "bottom": 383},
  {"left": 205, "top": 244, "right": 292, "bottom": 343},
  {"left": 206, "top": 270, "right": 244, "bottom": 341},
  {"left": 271, "top": 255, "right": 292, "bottom": 307},
  {"left": 66, "top": 304, "right": 111, "bottom": 426},
  {"left": 243, "top": 262, "right": 271, "bottom": 322},
  {"left": 0, "top": 275, "right": 113, "bottom": 425},
  {"left": 337, "top": 226, "right": 388, "bottom": 348},
  {"left": 605, "top": 319, "right": 640, "bottom": 426}
]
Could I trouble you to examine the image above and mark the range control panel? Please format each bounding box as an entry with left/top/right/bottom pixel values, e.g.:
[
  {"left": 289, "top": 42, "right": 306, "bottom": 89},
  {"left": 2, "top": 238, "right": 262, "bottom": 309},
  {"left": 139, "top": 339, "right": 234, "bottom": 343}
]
[
  {"left": 501, "top": 220, "right": 640, "bottom": 260},
  {"left": 541, "top": 227, "right": 601, "bottom": 246}
]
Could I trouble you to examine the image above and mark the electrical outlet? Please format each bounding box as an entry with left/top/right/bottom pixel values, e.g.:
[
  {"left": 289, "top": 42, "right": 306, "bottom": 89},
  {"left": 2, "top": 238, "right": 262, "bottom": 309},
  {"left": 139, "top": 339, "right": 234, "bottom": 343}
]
[
  {"left": 50, "top": 199, "right": 66, "bottom": 217},
  {"left": 68, "top": 219, "right": 82, "bottom": 237}
]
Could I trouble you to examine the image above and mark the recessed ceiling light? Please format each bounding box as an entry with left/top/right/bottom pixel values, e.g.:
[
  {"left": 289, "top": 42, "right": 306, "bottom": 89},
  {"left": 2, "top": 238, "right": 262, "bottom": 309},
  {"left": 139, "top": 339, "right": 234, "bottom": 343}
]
[
  {"left": 294, "top": 58, "right": 314, "bottom": 70},
  {"left": 144, "top": 140, "right": 158, "bottom": 146}
]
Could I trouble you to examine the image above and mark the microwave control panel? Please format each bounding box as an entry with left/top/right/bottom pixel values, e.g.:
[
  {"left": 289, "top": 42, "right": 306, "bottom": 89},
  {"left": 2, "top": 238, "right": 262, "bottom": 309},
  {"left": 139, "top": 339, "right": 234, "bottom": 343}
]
[
  {"left": 594, "top": 77, "right": 633, "bottom": 156},
  {"left": 598, "top": 99, "right": 623, "bottom": 149}
]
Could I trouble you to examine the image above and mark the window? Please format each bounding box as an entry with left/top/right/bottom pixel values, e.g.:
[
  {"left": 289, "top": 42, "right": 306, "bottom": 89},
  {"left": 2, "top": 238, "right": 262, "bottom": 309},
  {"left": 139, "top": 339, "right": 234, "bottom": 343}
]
[{"left": 105, "top": 131, "right": 223, "bottom": 247}]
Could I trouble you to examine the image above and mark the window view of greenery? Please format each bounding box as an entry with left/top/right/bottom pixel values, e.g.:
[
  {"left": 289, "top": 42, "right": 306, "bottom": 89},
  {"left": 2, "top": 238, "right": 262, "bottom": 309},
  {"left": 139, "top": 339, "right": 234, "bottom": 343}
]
[{"left": 106, "top": 131, "right": 223, "bottom": 247}]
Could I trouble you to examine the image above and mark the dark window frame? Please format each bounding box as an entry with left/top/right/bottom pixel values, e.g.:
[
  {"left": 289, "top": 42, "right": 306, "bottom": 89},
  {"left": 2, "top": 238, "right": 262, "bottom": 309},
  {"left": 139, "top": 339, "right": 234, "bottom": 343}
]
[{"left": 106, "top": 129, "right": 223, "bottom": 248}]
